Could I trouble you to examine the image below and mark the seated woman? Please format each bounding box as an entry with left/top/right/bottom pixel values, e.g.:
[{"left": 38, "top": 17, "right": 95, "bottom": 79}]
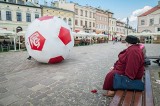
[{"left": 103, "top": 35, "right": 145, "bottom": 96}]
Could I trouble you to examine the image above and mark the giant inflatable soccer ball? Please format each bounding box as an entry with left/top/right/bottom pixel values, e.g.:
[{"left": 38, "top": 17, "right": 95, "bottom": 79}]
[{"left": 25, "top": 16, "right": 74, "bottom": 63}]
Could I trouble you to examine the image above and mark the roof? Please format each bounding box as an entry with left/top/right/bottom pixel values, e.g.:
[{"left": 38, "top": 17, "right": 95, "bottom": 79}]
[
  {"left": 138, "top": 5, "right": 160, "bottom": 17},
  {"left": 0, "top": 1, "right": 40, "bottom": 8},
  {"left": 41, "top": 5, "right": 75, "bottom": 13}
]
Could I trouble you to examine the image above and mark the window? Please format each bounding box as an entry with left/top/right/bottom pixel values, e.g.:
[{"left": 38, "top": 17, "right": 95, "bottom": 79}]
[
  {"left": 63, "top": 18, "right": 67, "bottom": 23},
  {"left": 158, "top": 28, "right": 160, "bottom": 32},
  {"left": 68, "top": 18, "right": 72, "bottom": 25},
  {"left": 90, "top": 12, "right": 92, "bottom": 18},
  {"left": 96, "top": 24, "right": 98, "bottom": 28},
  {"left": 85, "top": 21, "right": 87, "bottom": 27},
  {"left": 0, "top": 11, "right": 1, "bottom": 20},
  {"left": 141, "top": 20, "right": 145, "bottom": 25},
  {"left": 80, "top": 10, "right": 83, "bottom": 16},
  {"left": 93, "top": 23, "right": 95, "bottom": 27},
  {"left": 85, "top": 11, "right": 87, "bottom": 17},
  {"left": 17, "top": 12, "right": 22, "bottom": 21},
  {"left": 93, "top": 13, "right": 95, "bottom": 18},
  {"left": 35, "top": 14, "right": 39, "bottom": 19},
  {"left": 26, "top": 13, "right": 31, "bottom": 22},
  {"left": 17, "top": 0, "right": 24, "bottom": 4},
  {"left": 75, "top": 20, "right": 78, "bottom": 25},
  {"left": 81, "top": 20, "right": 83, "bottom": 26},
  {"left": 8, "top": 0, "right": 15, "bottom": 3},
  {"left": 75, "top": 9, "right": 78, "bottom": 15},
  {"left": 149, "top": 18, "right": 154, "bottom": 26},
  {"left": 6, "top": 11, "right": 12, "bottom": 21},
  {"left": 89, "top": 22, "right": 91, "bottom": 27}
]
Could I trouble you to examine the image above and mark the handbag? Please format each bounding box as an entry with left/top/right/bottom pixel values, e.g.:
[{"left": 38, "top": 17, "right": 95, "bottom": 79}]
[{"left": 113, "top": 73, "right": 144, "bottom": 91}]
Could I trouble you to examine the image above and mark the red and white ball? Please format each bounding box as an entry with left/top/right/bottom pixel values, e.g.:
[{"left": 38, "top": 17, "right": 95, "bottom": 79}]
[{"left": 25, "top": 16, "right": 74, "bottom": 63}]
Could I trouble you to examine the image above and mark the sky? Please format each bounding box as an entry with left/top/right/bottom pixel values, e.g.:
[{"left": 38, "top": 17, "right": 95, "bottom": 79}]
[{"left": 39, "top": 0, "right": 159, "bottom": 29}]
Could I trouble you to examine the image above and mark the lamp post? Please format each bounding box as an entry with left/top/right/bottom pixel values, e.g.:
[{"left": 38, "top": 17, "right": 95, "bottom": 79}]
[{"left": 127, "top": 17, "right": 129, "bottom": 36}]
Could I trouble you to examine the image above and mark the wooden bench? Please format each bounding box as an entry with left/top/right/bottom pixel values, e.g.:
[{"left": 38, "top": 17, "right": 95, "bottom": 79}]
[
  {"left": 109, "top": 70, "right": 154, "bottom": 106},
  {"left": 147, "top": 56, "right": 160, "bottom": 66},
  {"left": 147, "top": 56, "right": 160, "bottom": 60}
]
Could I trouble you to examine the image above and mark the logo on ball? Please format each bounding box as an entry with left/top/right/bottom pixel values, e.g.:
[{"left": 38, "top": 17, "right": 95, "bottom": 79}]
[{"left": 29, "top": 31, "right": 46, "bottom": 51}]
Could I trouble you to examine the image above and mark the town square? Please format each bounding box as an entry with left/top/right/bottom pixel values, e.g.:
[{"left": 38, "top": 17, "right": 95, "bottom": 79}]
[{"left": 0, "top": 0, "right": 160, "bottom": 106}]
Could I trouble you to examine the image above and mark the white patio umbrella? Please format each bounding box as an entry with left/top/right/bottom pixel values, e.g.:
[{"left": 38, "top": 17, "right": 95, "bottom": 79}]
[
  {"left": 129, "top": 32, "right": 160, "bottom": 36},
  {"left": 0, "top": 28, "right": 16, "bottom": 51},
  {"left": 0, "top": 28, "right": 15, "bottom": 35}
]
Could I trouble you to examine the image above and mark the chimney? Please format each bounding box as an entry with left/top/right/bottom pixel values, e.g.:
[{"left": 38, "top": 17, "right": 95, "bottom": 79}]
[
  {"left": 51, "top": 2, "right": 54, "bottom": 7},
  {"left": 44, "top": 1, "right": 47, "bottom": 6}
]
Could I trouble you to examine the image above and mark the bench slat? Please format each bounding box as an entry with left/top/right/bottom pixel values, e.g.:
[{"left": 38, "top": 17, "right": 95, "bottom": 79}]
[
  {"left": 122, "top": 91, "right": 134, "bottom": 106},
  {"left": 109, "top": 90, "right": 124, "bottom": 106},
  {"left": 147, "top": 56, "right": 160, "bottom": 59},
  {"left": 133, "top": 91, "right": 143, "bottom": 106},
  {"left": 145, "top": 70, "right": 154, "bottom": 106}
]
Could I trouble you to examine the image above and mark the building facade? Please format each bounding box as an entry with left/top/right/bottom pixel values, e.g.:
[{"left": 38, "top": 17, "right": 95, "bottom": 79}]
[
  {"left": 108, "top": 17, "right": 116, "bottom": 40},
  {"left": 74, "top": 5, "right": 96, "bottom": 33},
  {"left": 41, "top": 5, "right": 75, "bottom": 31},
  {"left": 95, "top": 8, "right": 109, "bottom": 34},
  {"left": 116, "top": 20, "right": 125, "bottom": 37},
  {"left": 55, "top": 0, "right": 96, "bottom": 33},
  {"left": 0, "top": 0, "right": 41, "bottom": 32},
  {"left": 138, "top": 1, "right": 160, "bottom": 33}
]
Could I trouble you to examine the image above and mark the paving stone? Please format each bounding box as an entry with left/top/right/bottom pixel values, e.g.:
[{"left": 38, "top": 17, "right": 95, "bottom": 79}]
[
  {"left": 0, "top": 95, "right": 19, "bottom": 106},
  {"left": 29, "top": 84, "right": 46, "bottom": 92},
  {"left": 39, "top": 78, "right": 55, "bottom": 86},
  {"left": 14, "top": 87, "right": 34, "bottom": 98},
  {"left": 0, "top": 90, "right": 13, "bottom": 100},
  {"left": 23, "top": 81, "right": 38, "bottom": 88},
  {"left": 0, "top": 77, "right": 8, "bottom": 83},
  {"left": 0, "top": 73, "right": 5, "bottom": 77},
  {"left": 0, "top": 87, "right": 8, "bottom": 93}
]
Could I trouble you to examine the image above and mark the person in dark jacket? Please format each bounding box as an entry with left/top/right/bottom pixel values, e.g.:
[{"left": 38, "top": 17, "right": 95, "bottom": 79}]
[{"left": 103, "top": 35, "right": 144, "bottom": 96}]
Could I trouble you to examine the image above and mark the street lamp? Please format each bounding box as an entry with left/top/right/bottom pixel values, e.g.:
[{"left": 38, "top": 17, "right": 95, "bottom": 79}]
[{"left": 127, "top": 17, "right": 129, "bottom": 36}]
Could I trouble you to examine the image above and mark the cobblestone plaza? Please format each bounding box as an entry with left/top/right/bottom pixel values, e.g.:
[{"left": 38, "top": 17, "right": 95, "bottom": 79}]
[{"left": 0, "top": 42, "right": 160, "bottom": 106}]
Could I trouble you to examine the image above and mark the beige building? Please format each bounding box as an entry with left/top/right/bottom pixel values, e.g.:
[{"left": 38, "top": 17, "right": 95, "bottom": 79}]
[
  {"left": 74, "top": 5, "right": 96, "bottom": 33},
  {"left": 95, "top": 8, "right": 109, "bottom": 34},
  {"left": 0, "top": 0, "right": 41, "bottom": 32},
  {"left": 116, "top": 20, "right": 125, "bottom": 37},
  {"left": 54, "top": 0, "right": 96, "bottom": 33},
  {"left": 41, "top": 5, "right": 75, "bottom": 31},
  {"left": 138, "top": 1, "right": 160, "bottom": 33},
  {"left": 108, "top": 17, "right": 116, "bottom": 40}
]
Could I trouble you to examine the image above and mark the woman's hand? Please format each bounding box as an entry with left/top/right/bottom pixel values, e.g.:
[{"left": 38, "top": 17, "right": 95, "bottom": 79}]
[
  {"left": 109, "top": 67, "right": 114, "bottom": 72},
  {"left": 110, "top": 67, "right": 114, "bottom": 70}
]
